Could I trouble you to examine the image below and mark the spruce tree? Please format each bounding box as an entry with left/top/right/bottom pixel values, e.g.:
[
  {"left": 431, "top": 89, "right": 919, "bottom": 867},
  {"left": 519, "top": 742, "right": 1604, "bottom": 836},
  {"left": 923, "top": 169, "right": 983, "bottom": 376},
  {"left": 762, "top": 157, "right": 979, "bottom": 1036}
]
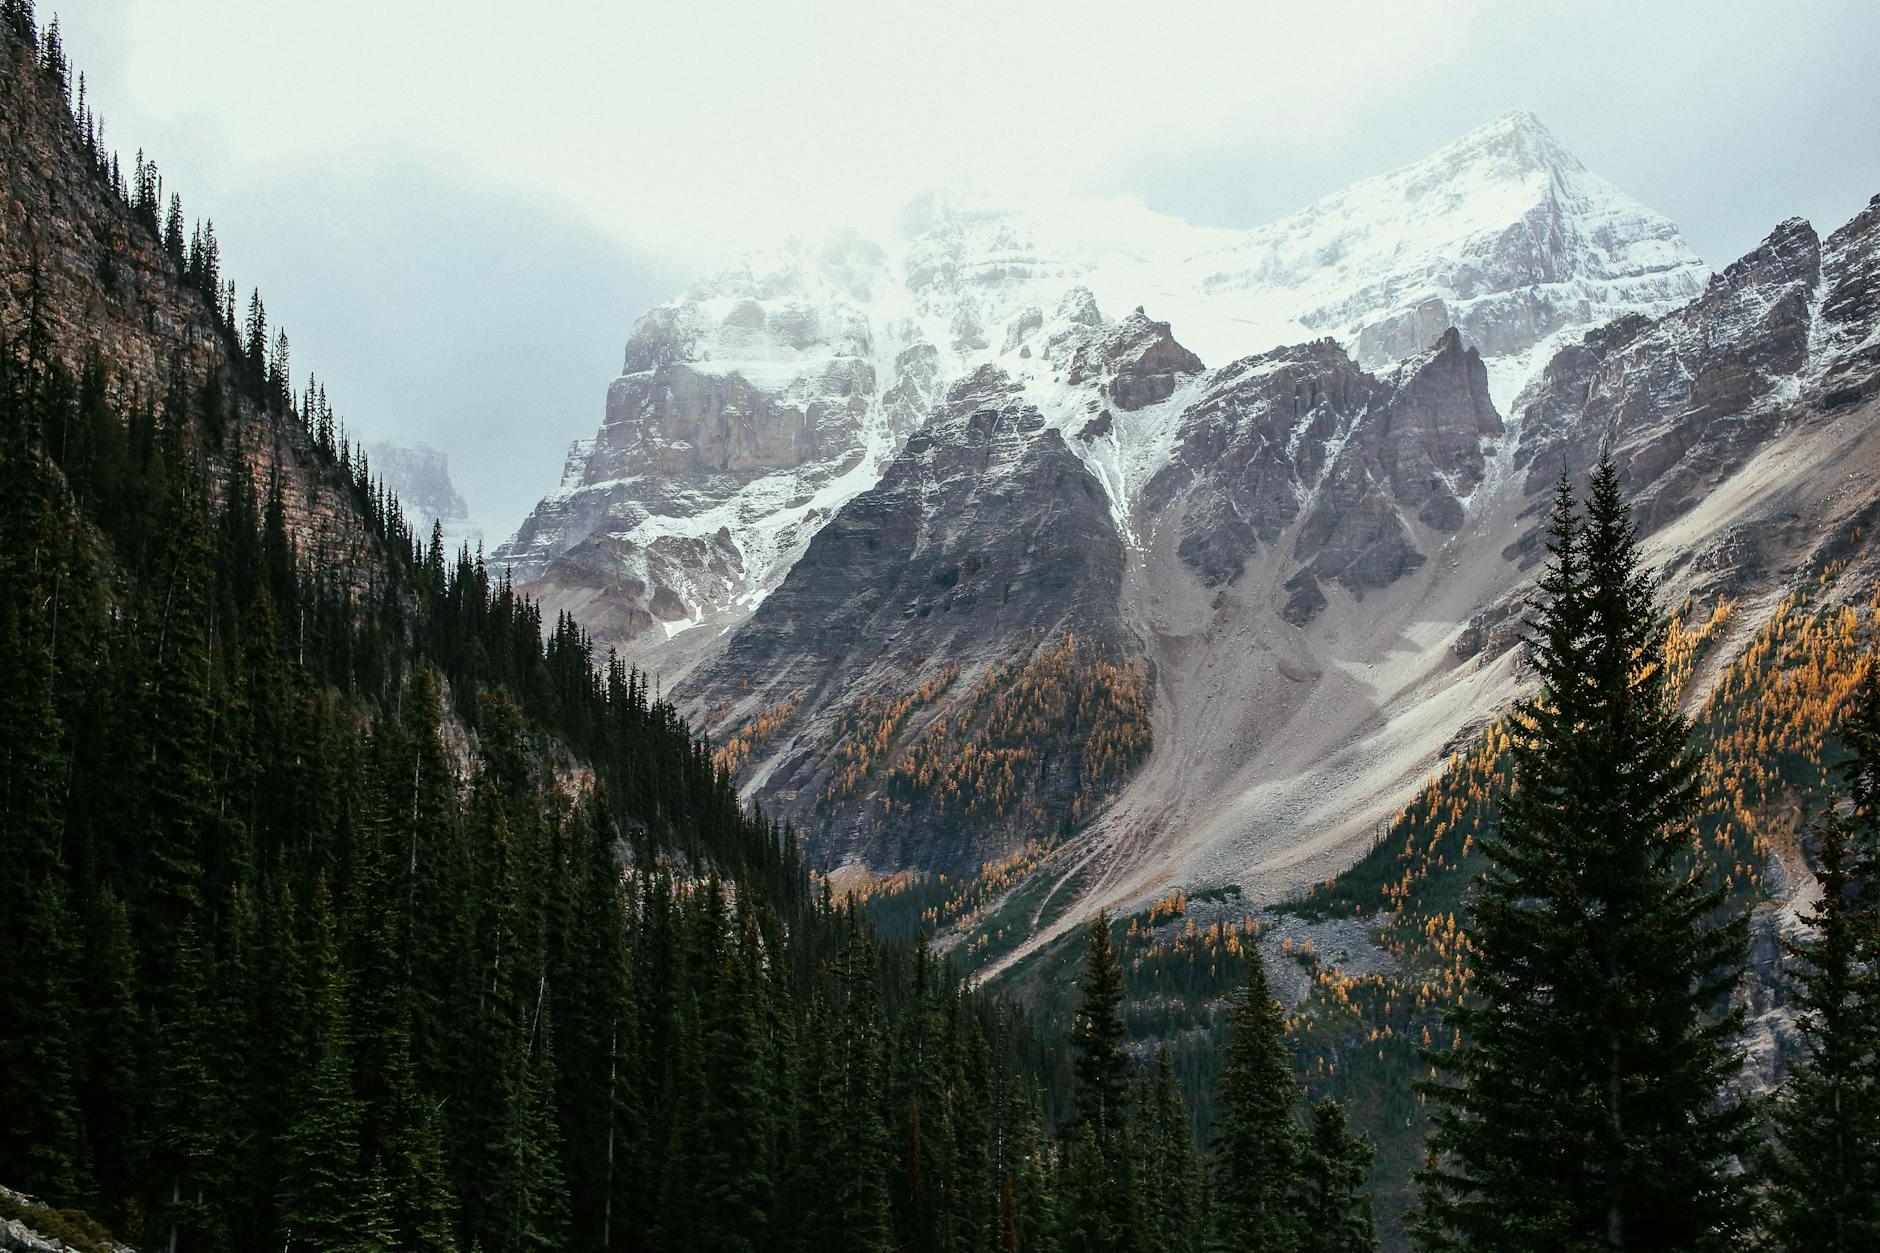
[
  {"left": 81, "top": 888, "right": 142, "bottom": 1220},
  {"left": 1415, "top": 459, "right": 1752, "bottom": 1252},
  {"left": 3, "top": 875, "right": 91, "bottom": 1204},
  {"left": 1068, "top": 911, "right": 1137, "bottom": 1251},
  {"left": 1209, "top": 949, "right": 1303, "bottom": 1253},
  {"left": 1300, "top": 1098, "right": 1374, "bottom": 1253},
  {"left": 1059, "top": 1121, "right": 1124, "bottom": 1253},
  {"left": 146, "top": 917, "right": 233, "bottom": 1251},
  {"left": 1765, "top": 668, "right": 1880, "bottom": 1250},
  {"left": 1145, "top": 1048, "right": 1203, "bottom": 1253},
  {"left": 278, "top": 880, "right": 367, "bottom": 1252},
  {"left": 829, "top": 911, "right": 896, "bottom": 1253},
  {"left": 1070, "top": 912, "right": 1131, "bottom": 1150}
]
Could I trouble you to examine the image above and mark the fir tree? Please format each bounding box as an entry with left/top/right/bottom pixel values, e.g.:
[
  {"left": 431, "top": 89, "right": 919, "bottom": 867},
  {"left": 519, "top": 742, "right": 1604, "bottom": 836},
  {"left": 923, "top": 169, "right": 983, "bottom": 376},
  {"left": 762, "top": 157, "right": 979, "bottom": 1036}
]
[
  {"left": 1765, "top": 668, "right": 1880, "bottom": 1251},
  {"left": 1144, "top": 1049, "right": 1203, "bottom": 1253},
  {"left": 278, "top": 880, "right": 367, "bottom": 1252},
  {"left": 1209, "top": 949, "right": 1302, "bottom": 1253},
  {"left": 1300, "top": 1099, "right": 1374, "bottom": 1253},
  {"left": 826, "top": 912, "right": 897, "bottom": 1253},
  {"left": 1070, "top": 912, "right": 1131, "bottom": 1151},
  {"left": 1059, "top": 1121, "right": 1124, "bottom": 1253},
  {"left": 1415, "top": 459, "right": 1753, "bottom": 1252},
  {"left": 1067, "top": 911, "right": 1137, "bottom": 1252},
  {"left": 146, "top": 917, "right": 233, "bottom": 1252}
]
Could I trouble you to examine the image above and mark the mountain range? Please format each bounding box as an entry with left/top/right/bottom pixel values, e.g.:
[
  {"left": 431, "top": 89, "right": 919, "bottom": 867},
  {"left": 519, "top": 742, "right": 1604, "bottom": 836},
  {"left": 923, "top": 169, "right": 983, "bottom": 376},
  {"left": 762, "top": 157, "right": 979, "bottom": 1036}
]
[{"left": 492, "top": 109, "right": 1880, "bottom": 970}]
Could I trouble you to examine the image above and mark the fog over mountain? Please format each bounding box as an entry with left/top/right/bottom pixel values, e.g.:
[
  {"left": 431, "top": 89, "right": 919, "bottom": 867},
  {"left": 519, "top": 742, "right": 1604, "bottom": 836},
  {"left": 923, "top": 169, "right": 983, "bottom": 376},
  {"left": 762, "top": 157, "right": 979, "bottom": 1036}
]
[{"left": 56, "top": 1, "right": 1880, "bottom": 539}]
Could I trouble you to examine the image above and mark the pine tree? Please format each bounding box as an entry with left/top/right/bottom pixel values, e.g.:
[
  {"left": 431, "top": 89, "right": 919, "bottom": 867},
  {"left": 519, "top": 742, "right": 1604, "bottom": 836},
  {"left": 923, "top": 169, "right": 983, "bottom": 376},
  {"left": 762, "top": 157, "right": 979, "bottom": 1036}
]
[
  {"left": 895, "top": 935, "right": 956, "bottom": 1253},
  {"left": 825, "top": 911, "right": 896, "bottom": 1253},
  {"left": 1415, "top": 459, "right": 1753, "bottom": 1252},
  {"left": 1144, "top": 1048, "right": 1203, "bottom": 1253},
  {"left": 0, "top": 372, "right": 91, "bottom": 1204},
  {"left": 1004, "top": 1094, "right": 1058, "bottom": 1253},
  {"left": 1059, "top": 1121, "right": 1124, "bottom": 1253},
  {"left": 547, "top": 790, "right": 638, "bottom": 1250},
  {"left": 2, "top": 875, "right": 92, "bottom": 1204},
  {"left": 1209, "top": 950, "right": 1302, "bottom": 1253},
  {"left": 146, "top": 917, "right": 233, "bottom": 1251},
  {"left": 81, "top": 888, "right": 142, "bottom": 1221},
  {"left": 1070, "top": 912, "right": 1131, "bottom": 1151},
  {"left": 356, "top": 1160, "right": 402, "bottom": 1253},
  {"left": 1765, "top": 668, "right": 1880, "bottom": 1251},
  {"left": 1300, "top": 1099, "right": 1374, "bottom": 1253},
  {"left": 1067, "top": 911, "right": 1137, "bottom": 1252},
  {"left": 278, "top": 880, "right": 367, "bottom": 1253}
]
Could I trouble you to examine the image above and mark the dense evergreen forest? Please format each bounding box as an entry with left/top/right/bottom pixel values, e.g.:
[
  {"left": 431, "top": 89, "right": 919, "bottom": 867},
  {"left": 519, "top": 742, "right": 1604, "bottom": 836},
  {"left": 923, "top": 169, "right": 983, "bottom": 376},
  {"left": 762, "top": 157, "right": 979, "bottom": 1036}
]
[
  {"left": 4, "top": 6, "right": 1880, "bottom": 1252},
  {"left": 0, "top": 8, "right": 1373, "bottom": 1251}
]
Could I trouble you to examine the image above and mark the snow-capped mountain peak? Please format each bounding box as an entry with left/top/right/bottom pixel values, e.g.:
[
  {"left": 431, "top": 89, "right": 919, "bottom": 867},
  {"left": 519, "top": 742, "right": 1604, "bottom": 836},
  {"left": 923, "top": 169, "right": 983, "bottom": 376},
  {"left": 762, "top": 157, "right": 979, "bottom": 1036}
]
[{"left": 496, "top": 111, "right": 1710, "bottom": 681}]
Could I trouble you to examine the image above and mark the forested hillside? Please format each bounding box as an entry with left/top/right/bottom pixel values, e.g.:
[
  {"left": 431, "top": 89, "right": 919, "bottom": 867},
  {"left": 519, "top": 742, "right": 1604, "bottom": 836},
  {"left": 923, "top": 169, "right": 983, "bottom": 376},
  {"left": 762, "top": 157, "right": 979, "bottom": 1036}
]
[
  {"left": 0, "top": 10, "right": 1210, "bottom": 1250},
  {"left": 8, "top": 7, "right": 1880, "bottom": 1253}
]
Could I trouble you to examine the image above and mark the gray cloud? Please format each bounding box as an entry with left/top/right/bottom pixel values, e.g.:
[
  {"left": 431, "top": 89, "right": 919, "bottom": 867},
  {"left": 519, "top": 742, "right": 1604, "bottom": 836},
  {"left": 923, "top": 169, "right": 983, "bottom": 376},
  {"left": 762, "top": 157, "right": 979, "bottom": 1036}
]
[{"left": 53, "top": 0, "right": 1880, "bottom": 542}]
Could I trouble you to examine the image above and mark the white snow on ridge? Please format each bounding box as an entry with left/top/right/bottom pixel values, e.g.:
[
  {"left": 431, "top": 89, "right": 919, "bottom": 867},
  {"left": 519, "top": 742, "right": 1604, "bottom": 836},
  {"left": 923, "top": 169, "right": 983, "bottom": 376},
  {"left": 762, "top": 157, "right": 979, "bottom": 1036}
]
[{"left": 504, "top": 109, "right": 1711, "bottom": 659}]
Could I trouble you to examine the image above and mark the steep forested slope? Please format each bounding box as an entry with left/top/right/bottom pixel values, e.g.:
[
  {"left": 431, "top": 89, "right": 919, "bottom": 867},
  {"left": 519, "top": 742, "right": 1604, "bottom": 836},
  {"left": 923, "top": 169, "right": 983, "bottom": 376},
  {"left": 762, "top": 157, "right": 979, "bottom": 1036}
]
[{"left": 0, "top": 12, "right": 1090, "bottom": 1251}]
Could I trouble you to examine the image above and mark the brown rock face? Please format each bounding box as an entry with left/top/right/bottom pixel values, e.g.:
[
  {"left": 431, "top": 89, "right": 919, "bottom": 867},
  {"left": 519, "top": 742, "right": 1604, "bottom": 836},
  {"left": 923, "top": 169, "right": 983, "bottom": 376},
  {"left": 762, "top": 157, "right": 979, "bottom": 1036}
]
[
  {"left": 0, "top": 36, "right": 384, "bottom": 588},
  {"left": 677, "top": 365, "right": 1136, "bottom": 871},
  {"left": 594, "top": 361, "right": 866, "bottom": 480}
]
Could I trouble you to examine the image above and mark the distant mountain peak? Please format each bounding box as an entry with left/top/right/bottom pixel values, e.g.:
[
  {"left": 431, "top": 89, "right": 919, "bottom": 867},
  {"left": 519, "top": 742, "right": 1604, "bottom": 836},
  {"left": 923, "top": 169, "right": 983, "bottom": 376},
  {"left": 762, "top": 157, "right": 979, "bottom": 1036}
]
[
  {"left": 500, "top": 110, "right": 1711, "bottom": 683},
  {"left": 1441, "top": 105, "right": 1567, "bottom": 158}
]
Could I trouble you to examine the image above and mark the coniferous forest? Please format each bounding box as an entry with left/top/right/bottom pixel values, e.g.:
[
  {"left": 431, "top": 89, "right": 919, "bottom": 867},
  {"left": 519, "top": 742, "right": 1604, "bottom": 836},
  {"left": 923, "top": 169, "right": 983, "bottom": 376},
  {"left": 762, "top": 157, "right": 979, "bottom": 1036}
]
[{"left": 4, "top": 6, "right": 1880, "bottom": 1252}]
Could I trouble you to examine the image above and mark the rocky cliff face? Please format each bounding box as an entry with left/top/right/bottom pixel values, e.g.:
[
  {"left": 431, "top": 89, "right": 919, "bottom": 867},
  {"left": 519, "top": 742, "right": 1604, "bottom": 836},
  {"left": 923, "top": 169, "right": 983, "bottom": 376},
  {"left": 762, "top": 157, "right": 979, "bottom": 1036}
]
[
  {"left": 494, "top": 234, "right": 922, "bottom": 662},
  {"left": 681, "top": 364, "right": 1139, "bottom": 869},
  {"left": 681, "top": 311, "right": 1523, "bottom": 873},
  {"left": 1505, "top": 196, "right": 1880, "bottom": 578},
  {"left": 499, "top": 109, "right": 1705, "bottom": 691},
  {"left": 497, "top": 112, "right": 1878, "bottom": 907},
  {"left": 1143, "top": 329, "right": 1501, "bottom": 619},
  {"left": 0, "top": 36, "right": 386, "bottom": 588},
  {"left": 966, "top": 194, "right": 1880, "bottom": 982}
]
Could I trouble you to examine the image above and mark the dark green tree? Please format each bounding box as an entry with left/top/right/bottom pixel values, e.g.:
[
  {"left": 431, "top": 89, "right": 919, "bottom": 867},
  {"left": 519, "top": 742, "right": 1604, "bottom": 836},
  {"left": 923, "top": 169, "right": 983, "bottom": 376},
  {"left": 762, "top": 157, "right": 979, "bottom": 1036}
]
[
  {"left": 1300, "top": 1098, "right": 1374, "bottom": 1253},
  {"left": 1067, "top": 911, "right": 1138, "bottom": 1252},
  {"left": 1765, "top": 668, "right": 1880, "bottom": 1251},
  {"left": 1070, "top": 912, "right": 1131, "bottom": 1149},
  {"left": 278, "top": 880, "right": 367, "bottom": 1252},
  {"left": 1144, "top": 1048, "right": 1203, "bottom": 1253},
  {"left": 1415, "top": 459, "right": 1752, "bottom": 1252},
  {"left": 1208, "top": 949, "right": 1302, "bottom": 1253}
]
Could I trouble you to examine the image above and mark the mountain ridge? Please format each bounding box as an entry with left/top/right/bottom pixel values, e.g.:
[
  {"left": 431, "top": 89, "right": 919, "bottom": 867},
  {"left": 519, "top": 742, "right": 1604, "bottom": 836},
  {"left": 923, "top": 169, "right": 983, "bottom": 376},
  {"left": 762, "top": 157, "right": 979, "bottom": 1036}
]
[{"left": 498, "top": 110, "right": 1708, "bottom": 685}]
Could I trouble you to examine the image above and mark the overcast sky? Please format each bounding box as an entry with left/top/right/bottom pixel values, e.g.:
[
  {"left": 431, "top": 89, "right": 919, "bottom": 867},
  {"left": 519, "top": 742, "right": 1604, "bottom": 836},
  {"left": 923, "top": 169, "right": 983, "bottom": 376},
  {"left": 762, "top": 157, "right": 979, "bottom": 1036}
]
[{"left": 55, "top": 0, "right": 1880, "bottom": 540}]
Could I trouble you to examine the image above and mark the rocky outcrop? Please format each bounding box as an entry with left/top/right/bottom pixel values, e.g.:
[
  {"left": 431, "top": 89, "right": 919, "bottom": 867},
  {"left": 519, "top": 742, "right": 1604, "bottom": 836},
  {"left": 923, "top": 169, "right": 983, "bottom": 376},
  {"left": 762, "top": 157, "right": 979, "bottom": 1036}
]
[
  {"left": 1144, "top": 340, "right": 1373, "bottom": 588},
  {"left": 1064, "top": 308, "right": 1205, "bottom": 410},
  {"left": 1, "top": 1186, "right": 136, "bottom": 1252},
  {"left": 1508, "top": 201, "right": 1880, "bottom": 562},
  {"left": 494, "top": 236, "right": 926, "bottom": 660},
  {"left": 1817, "top": 193, "right": 1880, "bottom": 408},
  {"left": 1141, "top": 329, "right": 1501, "bottom": 611},
  {"left": 679, "top": 365, "right": 1135, "bottom": 870}
]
